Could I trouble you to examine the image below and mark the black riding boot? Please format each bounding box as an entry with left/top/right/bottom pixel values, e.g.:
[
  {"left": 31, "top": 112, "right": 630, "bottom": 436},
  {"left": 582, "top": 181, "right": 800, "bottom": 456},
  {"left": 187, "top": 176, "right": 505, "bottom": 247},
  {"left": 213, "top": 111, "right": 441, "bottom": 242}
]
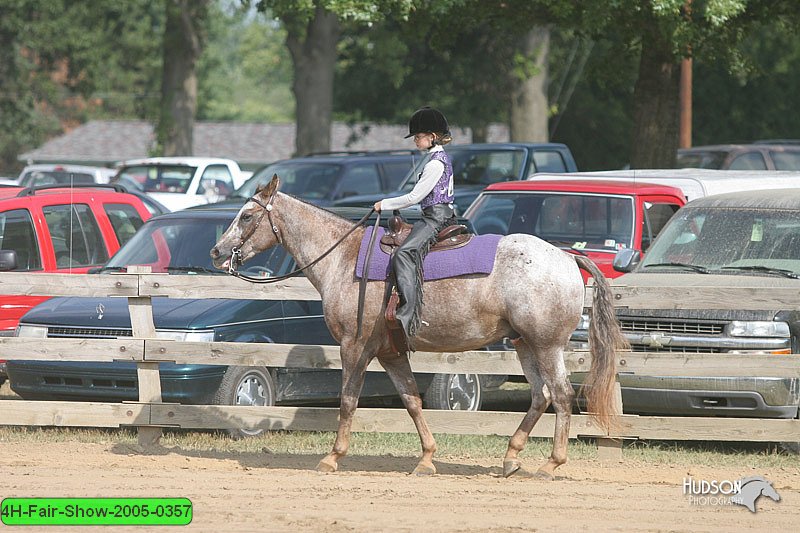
[{"left": 391, "top": 204, "right": 454, "bottom": 348}]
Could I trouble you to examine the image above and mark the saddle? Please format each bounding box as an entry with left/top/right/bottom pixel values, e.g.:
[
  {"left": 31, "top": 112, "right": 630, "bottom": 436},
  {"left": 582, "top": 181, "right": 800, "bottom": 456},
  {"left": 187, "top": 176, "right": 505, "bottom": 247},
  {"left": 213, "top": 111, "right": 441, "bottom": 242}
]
[
  {"left": 379, "top": 214, "right": 472, "bottom": 354},
  {"left": 379, "top": 215, "right": 472, "bottom": 254}
]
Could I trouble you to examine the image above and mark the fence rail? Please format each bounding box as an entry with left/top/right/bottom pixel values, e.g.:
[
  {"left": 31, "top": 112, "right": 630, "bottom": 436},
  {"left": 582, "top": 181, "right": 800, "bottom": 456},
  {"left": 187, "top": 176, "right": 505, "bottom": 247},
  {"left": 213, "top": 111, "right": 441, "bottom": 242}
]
[{"left": 0, "top": 272, "right": 798, "bottom": 451}]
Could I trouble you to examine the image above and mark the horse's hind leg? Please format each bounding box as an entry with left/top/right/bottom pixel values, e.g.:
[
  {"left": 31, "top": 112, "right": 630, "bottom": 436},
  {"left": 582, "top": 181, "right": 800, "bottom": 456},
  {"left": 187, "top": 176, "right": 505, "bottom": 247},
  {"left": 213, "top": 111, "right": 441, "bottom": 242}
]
[
  {"left": 317, "top": 341, "right": 371, "bottom": 473},
  {"left": 379, "top": 355, "right": 437, "bottom": 475},
  {"left": 503, "top": 339, "right": 551, "bottom": 478},
  {"left": 505, "top": 339, "right": 575, "bottom": 480}
]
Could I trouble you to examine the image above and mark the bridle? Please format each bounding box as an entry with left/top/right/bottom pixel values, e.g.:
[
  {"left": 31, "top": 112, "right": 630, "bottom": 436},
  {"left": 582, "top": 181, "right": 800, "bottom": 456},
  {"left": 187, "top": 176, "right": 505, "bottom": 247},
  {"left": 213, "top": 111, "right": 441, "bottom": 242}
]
[{"left": 225, "top": 190, "right": 377, "bottom": 285}]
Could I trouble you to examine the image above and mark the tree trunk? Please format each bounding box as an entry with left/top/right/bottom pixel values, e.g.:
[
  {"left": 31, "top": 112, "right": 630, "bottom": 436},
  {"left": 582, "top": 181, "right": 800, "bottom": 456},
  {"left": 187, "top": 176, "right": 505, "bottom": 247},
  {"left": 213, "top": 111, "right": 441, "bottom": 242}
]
[
  {"left": 629, "top": 15, "right": 681, "bottom": 169},
  {"left": 285, "top": 6, "right": 340, "bottom": 156},
  {"left": 157, "top": 0, "right": 207, "bottom": 156},
  {"left": 509, "top": 26, "right": 550, "bottom": 142},
  {"left": 470, "top": 123, "right": 488, "bottom": 143}
]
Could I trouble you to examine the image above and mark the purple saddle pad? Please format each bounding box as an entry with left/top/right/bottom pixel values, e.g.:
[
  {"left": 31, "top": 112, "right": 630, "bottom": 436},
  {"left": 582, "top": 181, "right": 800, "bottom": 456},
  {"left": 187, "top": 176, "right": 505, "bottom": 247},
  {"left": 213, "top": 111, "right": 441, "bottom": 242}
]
[{"left": 355, "top": 226, "right": 502, "bottom": 281}]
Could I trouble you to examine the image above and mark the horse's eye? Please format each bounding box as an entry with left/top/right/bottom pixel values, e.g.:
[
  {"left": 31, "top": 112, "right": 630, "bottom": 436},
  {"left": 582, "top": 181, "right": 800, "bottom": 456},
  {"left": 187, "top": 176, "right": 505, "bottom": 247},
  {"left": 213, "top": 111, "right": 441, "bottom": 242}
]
[{"left": 241, "top": 213, "right": 253, "bottom": 223}]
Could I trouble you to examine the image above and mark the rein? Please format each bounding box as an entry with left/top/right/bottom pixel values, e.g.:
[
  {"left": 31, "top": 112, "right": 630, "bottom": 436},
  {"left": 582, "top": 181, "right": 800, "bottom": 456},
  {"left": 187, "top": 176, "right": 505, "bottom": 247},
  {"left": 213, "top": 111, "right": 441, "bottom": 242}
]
[{"left": 226, "top": 193, "right": 376, "bottom": 287}]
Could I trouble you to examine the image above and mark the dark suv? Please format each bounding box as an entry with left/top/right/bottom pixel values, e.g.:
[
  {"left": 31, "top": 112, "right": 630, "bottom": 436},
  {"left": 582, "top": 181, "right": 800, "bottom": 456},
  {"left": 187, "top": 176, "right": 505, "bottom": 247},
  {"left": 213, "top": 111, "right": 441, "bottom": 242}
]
[
  {"left": 334, "top": 142, "right": 578, "bottom": 214},
  {"left": 677, "top": 143, "right": 800, "bottom": 171},
  {"left": 228, "top": 151, "right": 421, "bottom": 207}
]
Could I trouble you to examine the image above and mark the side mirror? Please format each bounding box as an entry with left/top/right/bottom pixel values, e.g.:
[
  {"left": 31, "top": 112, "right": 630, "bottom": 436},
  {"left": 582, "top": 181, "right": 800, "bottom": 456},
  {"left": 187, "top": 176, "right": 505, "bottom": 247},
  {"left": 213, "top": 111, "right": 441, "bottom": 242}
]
[
  {"left": 613, "top": 248, "right": 641, "bottom": 273},
  {"left": 0, "top": 249, "right": 18, "bottom": 271}
]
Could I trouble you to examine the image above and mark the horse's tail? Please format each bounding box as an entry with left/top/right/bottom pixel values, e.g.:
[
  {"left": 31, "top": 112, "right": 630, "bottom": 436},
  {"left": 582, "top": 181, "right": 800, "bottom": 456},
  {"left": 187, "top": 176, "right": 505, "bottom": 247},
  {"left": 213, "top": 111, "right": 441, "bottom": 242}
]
[{"left": 574, "top": 255, "right": 628, "bottom": 433}]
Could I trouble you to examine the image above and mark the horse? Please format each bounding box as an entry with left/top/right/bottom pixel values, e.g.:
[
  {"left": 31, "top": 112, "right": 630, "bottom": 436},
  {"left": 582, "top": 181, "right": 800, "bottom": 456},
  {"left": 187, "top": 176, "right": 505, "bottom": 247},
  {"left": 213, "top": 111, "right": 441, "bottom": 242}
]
[
  {"left": 730, "top": 476, "right": 781, "bottom": 512},
  {"left": 210, "top": 175, "right": 627, "bottom": 479}
]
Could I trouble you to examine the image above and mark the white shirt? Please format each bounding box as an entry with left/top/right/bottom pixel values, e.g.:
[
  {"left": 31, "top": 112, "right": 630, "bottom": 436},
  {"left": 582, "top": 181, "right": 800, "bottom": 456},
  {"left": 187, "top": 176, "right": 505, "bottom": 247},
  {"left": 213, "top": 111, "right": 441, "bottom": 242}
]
[{"left": 379, "top": 146, "right": 446, "bottom": 211}]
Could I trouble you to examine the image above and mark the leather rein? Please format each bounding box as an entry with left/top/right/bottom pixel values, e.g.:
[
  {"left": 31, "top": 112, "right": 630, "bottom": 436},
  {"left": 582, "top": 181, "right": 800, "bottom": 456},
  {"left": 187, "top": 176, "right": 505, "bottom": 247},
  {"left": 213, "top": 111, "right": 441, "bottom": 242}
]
[{"left": 225, "top": 191, "right": 379, "bottom": 289}]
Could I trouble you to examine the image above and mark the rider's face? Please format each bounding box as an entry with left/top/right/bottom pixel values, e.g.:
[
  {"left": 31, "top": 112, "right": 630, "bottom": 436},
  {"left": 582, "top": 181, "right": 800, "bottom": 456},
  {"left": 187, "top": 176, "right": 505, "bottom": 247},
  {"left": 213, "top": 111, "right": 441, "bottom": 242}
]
[{"left": 413, "top": 132, "right": 435, "bottom": 150}]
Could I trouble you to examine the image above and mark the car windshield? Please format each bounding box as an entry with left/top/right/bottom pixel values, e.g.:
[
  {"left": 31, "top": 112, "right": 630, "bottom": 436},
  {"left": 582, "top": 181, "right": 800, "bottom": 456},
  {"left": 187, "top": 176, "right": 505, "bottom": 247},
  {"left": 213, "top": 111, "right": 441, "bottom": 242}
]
[
  {"left": 102, "top": 216, "right": 290, "bottom": 277},
  {"left": 640, "top": 205, "right": 800, "bottom": 275},
  {"left": 114, "top": 164, "right": 196, "bottom": 194},
  {"left": 236, "top": 162, "right": 342, "bottom": 200},
  {"left": 20, "top": 171, "right": 95, "bottom": 187},
  {"left": 399, "top": 148, "right": 526, "bottom": 191},
  {"left": 467, "top": 192, "right": 634, "bottom": 252}
]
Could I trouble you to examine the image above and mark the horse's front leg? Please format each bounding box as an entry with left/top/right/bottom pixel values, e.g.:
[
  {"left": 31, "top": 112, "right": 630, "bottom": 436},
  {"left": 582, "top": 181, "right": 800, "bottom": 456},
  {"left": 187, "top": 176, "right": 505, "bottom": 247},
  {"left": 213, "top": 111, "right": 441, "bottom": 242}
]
[
  {"left": 378, "top": 355, "right": 437, "bottom": 475},
  {"left": 317, "top": 338, "right": 371, "bottom": 473}
]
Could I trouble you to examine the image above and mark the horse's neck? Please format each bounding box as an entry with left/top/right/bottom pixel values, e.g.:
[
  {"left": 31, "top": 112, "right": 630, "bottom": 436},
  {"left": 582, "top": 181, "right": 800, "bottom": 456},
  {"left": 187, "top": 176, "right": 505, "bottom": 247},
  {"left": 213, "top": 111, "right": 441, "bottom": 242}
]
[{"left": 275, "top": 194, "right": 361, "bottom": 292}]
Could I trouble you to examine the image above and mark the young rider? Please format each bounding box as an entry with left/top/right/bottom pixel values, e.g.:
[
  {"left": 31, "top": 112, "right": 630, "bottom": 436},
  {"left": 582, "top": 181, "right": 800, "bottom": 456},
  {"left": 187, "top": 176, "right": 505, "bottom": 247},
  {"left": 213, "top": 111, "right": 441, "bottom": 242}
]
[{"left": 373, "top": 106, "right": 455, "bottom": 347}]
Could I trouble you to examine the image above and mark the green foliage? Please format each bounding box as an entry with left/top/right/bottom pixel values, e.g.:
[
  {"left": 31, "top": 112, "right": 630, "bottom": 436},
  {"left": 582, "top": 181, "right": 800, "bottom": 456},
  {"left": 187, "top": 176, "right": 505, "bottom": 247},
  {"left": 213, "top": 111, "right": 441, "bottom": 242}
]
[{"left": 198, "top": 4, "right": 294, "bottom": 121}]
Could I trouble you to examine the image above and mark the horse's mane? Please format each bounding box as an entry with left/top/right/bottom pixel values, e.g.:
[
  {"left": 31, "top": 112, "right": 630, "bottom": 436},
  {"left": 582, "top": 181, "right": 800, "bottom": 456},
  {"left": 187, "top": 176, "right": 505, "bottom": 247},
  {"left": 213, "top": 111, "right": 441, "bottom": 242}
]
[{"left": 279, "top": 191, "right": 368, "bottom": 228}]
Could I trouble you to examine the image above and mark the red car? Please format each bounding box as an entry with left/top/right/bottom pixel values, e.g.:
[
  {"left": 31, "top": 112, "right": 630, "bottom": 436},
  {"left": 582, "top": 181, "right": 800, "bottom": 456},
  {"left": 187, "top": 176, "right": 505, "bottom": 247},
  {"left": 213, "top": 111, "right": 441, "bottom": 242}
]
[
  {"left": 464, "top": 179, "right": 687, "bottom": 282},
  {"left": 0, "top": 183, "right": 161, "bottom": 346}
]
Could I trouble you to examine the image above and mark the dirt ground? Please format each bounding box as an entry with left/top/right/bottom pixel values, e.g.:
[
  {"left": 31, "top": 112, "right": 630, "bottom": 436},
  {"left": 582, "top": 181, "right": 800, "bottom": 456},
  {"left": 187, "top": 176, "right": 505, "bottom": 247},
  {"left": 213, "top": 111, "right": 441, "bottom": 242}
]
[{"left": 1, "top": 438, "right": 797, "bottom": 533}]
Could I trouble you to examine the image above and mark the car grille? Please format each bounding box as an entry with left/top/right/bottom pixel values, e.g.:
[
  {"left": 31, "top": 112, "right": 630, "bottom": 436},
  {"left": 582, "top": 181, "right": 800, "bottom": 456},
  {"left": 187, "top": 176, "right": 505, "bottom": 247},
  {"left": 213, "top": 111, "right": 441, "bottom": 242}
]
[
  {"left": 47, "top": 327, "right": 133, "bottom": 339},
  {"left": 619, "top": 319, "right": 725, "bottom": 335},
  {"left": 630, "top": 345, "right": 720, "bottom": 354}
]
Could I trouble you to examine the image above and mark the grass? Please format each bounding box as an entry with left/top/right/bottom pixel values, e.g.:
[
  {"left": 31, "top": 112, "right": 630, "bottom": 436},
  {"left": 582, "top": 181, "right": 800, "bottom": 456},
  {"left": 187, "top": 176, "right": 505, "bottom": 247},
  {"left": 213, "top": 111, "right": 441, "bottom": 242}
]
[{"left": 0, "top": 426, "right": 796, "bottom": 468}]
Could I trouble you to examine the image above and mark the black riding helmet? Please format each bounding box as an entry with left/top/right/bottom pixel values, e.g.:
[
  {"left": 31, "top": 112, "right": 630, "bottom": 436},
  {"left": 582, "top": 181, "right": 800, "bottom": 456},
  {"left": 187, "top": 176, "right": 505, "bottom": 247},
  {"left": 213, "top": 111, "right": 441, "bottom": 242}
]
[{"left": 404, "top": 106, "right": 450, "bottom": 138}]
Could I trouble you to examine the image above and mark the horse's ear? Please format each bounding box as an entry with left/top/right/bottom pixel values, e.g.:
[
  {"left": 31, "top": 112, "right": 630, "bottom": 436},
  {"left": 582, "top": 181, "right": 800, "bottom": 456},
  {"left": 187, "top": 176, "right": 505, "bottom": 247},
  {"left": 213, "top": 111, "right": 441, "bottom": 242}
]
[{"left": 256, "top": 174, "right": 281, "bottom": 197}]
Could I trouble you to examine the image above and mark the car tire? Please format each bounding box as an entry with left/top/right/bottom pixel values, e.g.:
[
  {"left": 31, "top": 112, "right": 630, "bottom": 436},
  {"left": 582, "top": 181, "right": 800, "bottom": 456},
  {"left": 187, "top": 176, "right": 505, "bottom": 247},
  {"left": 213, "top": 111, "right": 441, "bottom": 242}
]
[
  {"left": 212, "top": 366, "right": 276, "bottom": 439},
  {"left": 423, "top": 373, "right": 483, "bottom": 411}
]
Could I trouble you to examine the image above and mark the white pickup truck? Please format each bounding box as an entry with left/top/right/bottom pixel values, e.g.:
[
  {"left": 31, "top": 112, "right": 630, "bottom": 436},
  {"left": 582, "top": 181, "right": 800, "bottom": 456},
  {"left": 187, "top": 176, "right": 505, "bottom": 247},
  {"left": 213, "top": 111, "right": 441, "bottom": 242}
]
[{"left": 112, "top": 157, "right": 252, "bottom": 211}]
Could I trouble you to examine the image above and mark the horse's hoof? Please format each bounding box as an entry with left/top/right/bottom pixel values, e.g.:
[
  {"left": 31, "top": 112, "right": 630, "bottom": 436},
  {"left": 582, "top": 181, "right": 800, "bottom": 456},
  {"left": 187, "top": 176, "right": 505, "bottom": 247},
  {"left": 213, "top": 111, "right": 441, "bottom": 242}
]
[
  {"left": 412, "top": 463, "right": 436, "bottom": 476},
  {"left": 316, "top": 458, "right": 338, "bottom": 473},
  {"left": 502, "top": 459, "right": 522, "bottom": 478},
  {"left": 533, "top": 469, "right": 556, "bottom": 481}
]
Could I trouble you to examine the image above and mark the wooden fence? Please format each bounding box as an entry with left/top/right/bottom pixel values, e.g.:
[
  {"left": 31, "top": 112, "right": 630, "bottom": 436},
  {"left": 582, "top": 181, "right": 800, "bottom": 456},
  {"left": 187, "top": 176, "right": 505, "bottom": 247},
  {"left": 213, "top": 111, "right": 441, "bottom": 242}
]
[{"left": 0, "top": 270, "right": 798, "bottom": 456}]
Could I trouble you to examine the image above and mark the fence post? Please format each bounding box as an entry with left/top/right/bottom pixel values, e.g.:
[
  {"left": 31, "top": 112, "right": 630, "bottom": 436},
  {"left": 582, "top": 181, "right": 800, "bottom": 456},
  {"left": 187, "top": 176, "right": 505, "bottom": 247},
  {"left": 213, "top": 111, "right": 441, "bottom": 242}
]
[
  {"left": 127, "top": 266, "right": 163, "bottom": 446},
  {"left": 596, "top": 380, "right": 624, "bottom": 461}
]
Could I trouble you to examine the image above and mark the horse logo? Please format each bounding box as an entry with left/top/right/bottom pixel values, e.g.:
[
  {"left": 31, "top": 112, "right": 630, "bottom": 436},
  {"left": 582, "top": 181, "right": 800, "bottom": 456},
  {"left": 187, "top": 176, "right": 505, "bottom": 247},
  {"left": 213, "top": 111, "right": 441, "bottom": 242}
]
[{"left": 729, "top": 476, "right": 781, "bottom": 512}]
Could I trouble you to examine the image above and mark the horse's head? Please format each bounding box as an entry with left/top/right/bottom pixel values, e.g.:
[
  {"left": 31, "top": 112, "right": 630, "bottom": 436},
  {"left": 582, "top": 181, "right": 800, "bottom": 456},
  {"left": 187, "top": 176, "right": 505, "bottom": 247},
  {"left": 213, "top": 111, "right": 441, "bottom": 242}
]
[{"left": 210, "top": 174, "right": 281, "bottom": 271}]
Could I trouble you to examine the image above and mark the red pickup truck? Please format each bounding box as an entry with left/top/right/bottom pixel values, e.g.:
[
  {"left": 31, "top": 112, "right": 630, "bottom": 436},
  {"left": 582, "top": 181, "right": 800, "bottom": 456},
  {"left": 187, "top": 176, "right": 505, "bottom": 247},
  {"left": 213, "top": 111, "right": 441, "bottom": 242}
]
[
  {"left": 464, "top": 179, "right": 687, "bottom": 282},
  {"left": 0, "top": 184, "right": 162, "bottom": 383}
]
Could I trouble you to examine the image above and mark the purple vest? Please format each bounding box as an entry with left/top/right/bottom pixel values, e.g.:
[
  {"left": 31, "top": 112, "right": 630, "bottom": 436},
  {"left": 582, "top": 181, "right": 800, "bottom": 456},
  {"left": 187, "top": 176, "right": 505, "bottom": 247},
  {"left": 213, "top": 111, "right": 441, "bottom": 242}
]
[{"left": 420, "top": 150, "right": 454, "bottom": 208}]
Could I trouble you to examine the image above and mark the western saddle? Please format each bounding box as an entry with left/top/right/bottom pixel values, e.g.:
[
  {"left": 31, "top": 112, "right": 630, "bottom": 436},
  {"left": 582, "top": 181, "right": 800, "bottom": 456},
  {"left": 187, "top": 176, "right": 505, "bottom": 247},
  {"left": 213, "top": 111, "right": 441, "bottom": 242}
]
[{"left": 379, "top": 214, "right": 472, "bottom": 254}]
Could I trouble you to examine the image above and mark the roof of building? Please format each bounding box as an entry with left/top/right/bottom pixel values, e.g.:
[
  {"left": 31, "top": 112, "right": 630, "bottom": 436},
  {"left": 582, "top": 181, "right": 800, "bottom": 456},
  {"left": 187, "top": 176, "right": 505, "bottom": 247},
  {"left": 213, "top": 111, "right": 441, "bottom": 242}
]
[{"left": 19, "top": 120, "right": 509, "bottom": 171}]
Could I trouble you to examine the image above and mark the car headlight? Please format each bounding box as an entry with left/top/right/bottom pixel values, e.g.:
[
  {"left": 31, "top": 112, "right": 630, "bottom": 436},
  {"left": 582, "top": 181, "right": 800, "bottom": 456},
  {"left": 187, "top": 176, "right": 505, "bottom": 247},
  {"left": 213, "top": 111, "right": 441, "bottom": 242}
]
[
  {"left": 16, "top": 324, "right": 48, "bottom": 338},
  {"left": 728, "top": 321, "right": 790, "bottom": 338},
  {"left": 155, "top": 330, "right": 215, "bottom": 342}
]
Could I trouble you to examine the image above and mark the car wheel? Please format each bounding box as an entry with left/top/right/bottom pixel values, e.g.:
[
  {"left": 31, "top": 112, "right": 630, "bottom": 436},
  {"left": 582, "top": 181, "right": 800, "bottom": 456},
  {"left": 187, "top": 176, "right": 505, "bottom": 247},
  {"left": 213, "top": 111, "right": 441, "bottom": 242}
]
[
  {"left": 423, "top": 373, "right": 483, "bottom": 411},
  {"left": 212, "top": 366, "right": 276, "bottom": 439}
]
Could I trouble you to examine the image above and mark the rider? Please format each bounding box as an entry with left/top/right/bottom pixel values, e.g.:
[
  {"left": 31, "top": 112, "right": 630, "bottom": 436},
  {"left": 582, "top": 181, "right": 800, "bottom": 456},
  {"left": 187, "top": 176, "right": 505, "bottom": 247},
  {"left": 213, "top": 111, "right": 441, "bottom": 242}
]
[{"left": 373, "top": 106, "right": 455, "bottom": 348}]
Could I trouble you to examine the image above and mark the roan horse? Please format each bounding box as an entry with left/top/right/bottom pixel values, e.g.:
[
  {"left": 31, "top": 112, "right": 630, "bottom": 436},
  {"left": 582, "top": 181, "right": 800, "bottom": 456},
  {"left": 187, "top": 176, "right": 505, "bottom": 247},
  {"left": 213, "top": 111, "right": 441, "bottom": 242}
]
[{"left": 210, "top": 175, "right": 627, "bottom": 479}]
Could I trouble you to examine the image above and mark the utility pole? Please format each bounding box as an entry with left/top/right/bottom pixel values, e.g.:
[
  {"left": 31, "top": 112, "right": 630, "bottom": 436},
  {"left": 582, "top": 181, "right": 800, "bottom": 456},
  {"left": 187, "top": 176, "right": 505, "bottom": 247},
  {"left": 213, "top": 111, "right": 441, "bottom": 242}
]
[
  {"left": 679, "top": 57, "right": 692, "bottom": 148},
  {"left": 679, "top": 1, "right": 692, "bottom": 149}
]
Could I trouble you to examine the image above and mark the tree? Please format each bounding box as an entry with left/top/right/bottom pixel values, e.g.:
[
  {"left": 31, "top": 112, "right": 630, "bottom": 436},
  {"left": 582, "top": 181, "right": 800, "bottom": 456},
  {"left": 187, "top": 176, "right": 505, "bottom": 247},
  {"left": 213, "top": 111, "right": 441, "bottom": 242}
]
[
  {"left": 256, "top": 1, "right": 416, "bottom": 156},
  {"left": 533, "top": 0, "right": 800, "bottom": 168},
  {"left": 198, "top": 6, "right": 294, "bottom": 122},
  {"left": 157, "top": 0, "right": 211, "bottom": 156},
  {"left": 333, "top": 2, "right": 548, "bottom": 143}
]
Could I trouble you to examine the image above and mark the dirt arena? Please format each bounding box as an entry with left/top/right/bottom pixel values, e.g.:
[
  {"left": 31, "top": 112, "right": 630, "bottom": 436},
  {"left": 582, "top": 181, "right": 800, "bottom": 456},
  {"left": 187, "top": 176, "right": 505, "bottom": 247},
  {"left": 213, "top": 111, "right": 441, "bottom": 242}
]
[{"left": 2, "top": 437, "right": 797, "bottom": 532}]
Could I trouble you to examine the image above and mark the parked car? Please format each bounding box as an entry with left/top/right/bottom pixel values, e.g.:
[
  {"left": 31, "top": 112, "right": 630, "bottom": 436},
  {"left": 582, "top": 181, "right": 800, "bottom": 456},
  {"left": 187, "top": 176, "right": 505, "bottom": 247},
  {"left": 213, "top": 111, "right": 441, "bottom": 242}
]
[
  {"left": 546, "top": 168, "right": 800, "bottom": 202},
  {"left": 16, "top": 164, "right": 116, "bottom": 187},
  {"left": 0, "top": 184, "right": 164, "bottom": 384},
  {"left": 111, "top": 157, "right": 250, "bottom": 211},
  {"left": 464, "top": 179, "right": 686, "bottom": 282},
  {"left": 334, "top": 142, "right": 578, "bottom": 214},
  {"left": 227, "top": 151, "right": 420, "bottom": 208},
  {"left": 6, "top": 206, "right": 501, "bottom": 436},
  {"left": 677, "top": 143, "right": 800, "bottom": 171},
  {"left": 571, "top": 188, "right": 800, "bottom": 419}
]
